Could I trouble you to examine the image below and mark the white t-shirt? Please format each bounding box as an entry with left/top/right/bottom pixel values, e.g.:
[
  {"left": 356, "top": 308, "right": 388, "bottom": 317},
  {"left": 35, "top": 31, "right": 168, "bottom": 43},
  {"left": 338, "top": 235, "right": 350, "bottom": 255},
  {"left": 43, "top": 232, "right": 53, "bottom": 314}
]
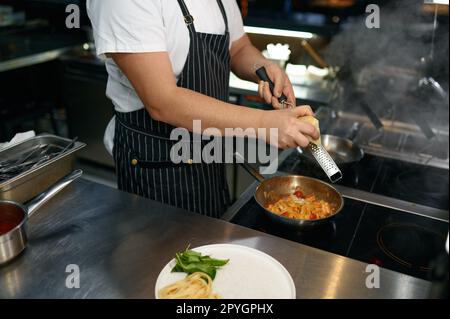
[{"left": 86, "top": 0, "right": 245, "bottom": 154}]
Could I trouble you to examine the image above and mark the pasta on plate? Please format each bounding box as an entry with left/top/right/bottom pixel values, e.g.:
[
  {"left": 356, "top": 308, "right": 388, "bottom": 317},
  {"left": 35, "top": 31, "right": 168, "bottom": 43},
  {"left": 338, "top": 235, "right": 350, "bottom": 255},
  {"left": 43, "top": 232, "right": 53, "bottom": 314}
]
[{"left": 158, "top": 272, "right": 220, "bottom": 299}]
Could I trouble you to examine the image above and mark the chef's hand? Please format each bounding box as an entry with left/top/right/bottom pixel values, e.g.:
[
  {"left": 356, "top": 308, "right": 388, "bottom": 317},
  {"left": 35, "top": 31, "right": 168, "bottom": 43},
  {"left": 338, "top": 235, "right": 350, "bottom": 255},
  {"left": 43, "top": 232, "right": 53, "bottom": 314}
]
[
  {"left": 260, "top": 105, "right": 319, "bottom": 149},
  {"left": 257, "top": 63, "right": 296, "bottom": 109}
]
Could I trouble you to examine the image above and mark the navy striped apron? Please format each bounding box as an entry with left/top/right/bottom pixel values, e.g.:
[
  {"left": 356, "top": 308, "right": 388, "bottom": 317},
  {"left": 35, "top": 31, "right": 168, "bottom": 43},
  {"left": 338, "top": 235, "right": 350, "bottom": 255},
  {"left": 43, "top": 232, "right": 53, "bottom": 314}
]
[{"left": 113, "top": 0, "right": 231, "bottom": 218}]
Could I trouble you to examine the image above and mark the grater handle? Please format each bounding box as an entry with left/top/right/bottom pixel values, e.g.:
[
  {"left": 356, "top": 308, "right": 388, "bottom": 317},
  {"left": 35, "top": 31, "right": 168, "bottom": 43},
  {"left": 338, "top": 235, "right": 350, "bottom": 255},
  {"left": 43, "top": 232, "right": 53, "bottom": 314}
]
[
  {"left": 255, "top": 66, "right": 289, "bottom": 105},
  {"left": 329, "top": 171, "right": 343, "bottom": 183}
]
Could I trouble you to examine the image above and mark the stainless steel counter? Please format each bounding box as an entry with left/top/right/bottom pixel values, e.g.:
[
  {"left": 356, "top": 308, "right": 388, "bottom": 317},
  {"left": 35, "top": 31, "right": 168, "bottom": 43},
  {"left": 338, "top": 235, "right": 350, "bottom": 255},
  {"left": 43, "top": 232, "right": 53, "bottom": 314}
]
[{"left": 0, "top": 179, "right": 431, "bottom": 299}]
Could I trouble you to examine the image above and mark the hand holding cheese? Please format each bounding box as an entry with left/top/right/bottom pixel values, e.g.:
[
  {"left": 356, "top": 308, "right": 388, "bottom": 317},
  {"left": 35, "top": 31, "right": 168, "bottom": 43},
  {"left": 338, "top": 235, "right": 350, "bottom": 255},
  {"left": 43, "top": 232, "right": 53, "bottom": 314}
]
[
  {"left": 298, "top": 115, "right": 322, "bottom": 146},
  {"left": 259, "top": 106, "right": 320, "bottom": 149}
]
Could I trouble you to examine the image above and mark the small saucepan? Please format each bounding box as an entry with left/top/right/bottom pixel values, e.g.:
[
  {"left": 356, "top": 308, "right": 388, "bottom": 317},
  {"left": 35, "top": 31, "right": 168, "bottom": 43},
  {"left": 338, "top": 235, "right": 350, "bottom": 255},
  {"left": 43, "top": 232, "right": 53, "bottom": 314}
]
[{"left": 0, "top": 170, "right": 82, "bottom": 265}]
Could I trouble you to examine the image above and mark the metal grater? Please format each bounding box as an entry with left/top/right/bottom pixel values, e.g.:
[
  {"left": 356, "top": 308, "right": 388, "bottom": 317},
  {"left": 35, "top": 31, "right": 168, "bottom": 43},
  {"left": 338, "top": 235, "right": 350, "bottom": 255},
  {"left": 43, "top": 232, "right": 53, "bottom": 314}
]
[
  {"left": 253, "top": 66, "right": 343, "bottom": 183},
  {"left": 307, "top": 143, "right": 342, "bottom": 183}
]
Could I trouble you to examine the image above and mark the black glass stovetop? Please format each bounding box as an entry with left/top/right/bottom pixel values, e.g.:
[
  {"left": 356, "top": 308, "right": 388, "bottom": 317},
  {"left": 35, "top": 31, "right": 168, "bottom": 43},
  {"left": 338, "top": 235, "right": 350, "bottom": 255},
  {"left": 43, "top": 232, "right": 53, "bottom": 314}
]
[
  {"left": 230, "top": 151, "right": 449, "bottom": 280},
  {"left": 279, "top": 151, "right": 449, "bottom": 210}
]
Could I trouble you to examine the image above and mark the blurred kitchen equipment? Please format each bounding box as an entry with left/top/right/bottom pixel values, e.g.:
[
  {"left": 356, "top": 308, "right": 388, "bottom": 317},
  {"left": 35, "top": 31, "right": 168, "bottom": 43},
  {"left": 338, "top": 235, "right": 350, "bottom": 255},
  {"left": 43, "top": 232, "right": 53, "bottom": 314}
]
[
  {"left": 255, "top": 66, "right": 343, "bottom": 183},
  {"left": 0, "top": 135, "right": 86, "bottom": 203},
  {"left": 297, "top": 40, "right": 343, "bottom": 110},
  {"left": 428, "top": 232, "right": 449, "bottom": 299},
  {"left": 0, "top": 5, "right": 26, "bottom": 28},
  {"left": 411, "top": 111, "right": 437, "bottom": 140},
  {"left": 61, "top": 56, "right": 114, "bottom": 167},
  {"left": 424, "top": 0, "right": 449, "bottom": 5},
  {"left": 262, "top": 43, "right": 291, "bottom": 69},
  {"left": 359, "top": 101, "right": 384, "bottom": 131},
  {"left": 349, "top": 90, "right": 385, "bottom": 131},
  {"left": 309, "top": 0, "right": 356, "bottom": 8},
  {"left": 285, "top": 64, "right": 332, "bottom": 86},
  {"left": 234, "top": 152, "right": 344, "bottom": 229},
  {"left": 299, "top": 39, "right": 342, "bottom": 81},
  {"left": 300, "top": 40, "right": 329, "bottom": 69},
  {"left": 0, "top": 170, "right": 83, "bottom": 265},
  {"left": 417, "top": 1, "right": 449, "bottom": 103},
  {"left": 418, "top": 77, "right": 448, "bottom": 101}
]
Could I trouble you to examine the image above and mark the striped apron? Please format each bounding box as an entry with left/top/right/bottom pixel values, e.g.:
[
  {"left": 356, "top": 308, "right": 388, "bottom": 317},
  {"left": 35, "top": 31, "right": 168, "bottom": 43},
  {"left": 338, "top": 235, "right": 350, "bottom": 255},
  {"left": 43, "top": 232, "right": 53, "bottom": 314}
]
[{"left": 113, "top": 0, "right": 231, "bottom": 218}]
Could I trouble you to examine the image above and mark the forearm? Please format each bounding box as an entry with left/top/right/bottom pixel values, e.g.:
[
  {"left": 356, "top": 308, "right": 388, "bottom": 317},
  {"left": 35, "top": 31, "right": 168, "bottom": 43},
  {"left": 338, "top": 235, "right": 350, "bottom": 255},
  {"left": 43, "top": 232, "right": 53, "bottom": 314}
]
[
  {"left": 148, "top": 86, "right": 265, "bottom": 137},
  {"left": 148, "top": 87, "right": 318, "bottom": 149},
  {"left": 230, "top": 36, "right": 269, "bottom": 83},
  {"left": 111, "top": 51, "right": 317, "bottom": 150}
]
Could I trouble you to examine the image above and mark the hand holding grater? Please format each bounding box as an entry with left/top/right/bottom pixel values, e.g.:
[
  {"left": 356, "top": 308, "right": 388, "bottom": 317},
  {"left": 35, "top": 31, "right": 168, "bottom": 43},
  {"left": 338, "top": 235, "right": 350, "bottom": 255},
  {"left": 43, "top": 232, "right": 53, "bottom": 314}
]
[
  {"left": 255, "top": 66, "right": 343, "bottom": 183},
  {"left": 255, "top": 66, "right": 295, "bottom": 109}
]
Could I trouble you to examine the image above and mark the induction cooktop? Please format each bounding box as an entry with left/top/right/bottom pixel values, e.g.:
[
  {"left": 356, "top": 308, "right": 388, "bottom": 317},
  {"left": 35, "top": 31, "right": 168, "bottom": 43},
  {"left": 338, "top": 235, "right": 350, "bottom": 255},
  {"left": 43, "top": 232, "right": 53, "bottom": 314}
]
[{"left": 229, "top": 150, "right": 449, "bottom": 281}]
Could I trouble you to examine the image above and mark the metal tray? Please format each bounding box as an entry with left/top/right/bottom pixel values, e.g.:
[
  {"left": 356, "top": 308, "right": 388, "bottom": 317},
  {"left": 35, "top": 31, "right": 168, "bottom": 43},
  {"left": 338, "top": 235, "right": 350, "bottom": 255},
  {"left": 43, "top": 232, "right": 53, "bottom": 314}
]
[{"left": 0, "top": 134, "right": 86, "bottom": 203}]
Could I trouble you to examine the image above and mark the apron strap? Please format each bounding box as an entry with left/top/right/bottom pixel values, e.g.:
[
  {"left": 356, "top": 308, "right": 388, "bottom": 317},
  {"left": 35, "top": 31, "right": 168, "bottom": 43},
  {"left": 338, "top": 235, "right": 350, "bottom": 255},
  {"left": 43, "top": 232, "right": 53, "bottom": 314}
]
[
  {"left": 176, "top": 0, "right": 229, "bottom": 33},
  {"left": 215, "top": 0, "right": 229, "bottom": 33},
  {"left": 176, "top": 0, "right": 196, "bottom": 33}
]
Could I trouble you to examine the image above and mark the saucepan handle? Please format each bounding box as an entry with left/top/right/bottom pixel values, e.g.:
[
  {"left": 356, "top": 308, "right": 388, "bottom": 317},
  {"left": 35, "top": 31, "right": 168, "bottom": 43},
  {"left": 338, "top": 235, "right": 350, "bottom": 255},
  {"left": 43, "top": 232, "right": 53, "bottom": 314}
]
[
  {"left": 26, "top": 169, "right": 83, "bottom": 217},
  {"left": 234, "top": 152, "right": 265, "bottom": 183}
]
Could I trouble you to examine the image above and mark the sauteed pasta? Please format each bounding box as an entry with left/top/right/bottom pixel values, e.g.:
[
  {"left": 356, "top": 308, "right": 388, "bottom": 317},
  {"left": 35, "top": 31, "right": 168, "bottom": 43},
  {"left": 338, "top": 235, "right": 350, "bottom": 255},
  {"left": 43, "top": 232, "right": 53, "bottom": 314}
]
[{"left": 266, "top": 186, "right": 335, "bottom": 220}]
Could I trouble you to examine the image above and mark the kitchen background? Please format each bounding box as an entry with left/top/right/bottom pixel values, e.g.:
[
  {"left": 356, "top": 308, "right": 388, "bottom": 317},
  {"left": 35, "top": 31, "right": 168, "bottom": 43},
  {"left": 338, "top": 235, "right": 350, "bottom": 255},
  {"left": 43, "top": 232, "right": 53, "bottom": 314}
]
[
  {"left": 1, "top": 0, "right": 448, "bottom": 197},
  {"left": 2, "top": 0, "right": 447, "bottom": 196},
  {"left": 0, "top": 0, "right": 448, "bottom": 290}
]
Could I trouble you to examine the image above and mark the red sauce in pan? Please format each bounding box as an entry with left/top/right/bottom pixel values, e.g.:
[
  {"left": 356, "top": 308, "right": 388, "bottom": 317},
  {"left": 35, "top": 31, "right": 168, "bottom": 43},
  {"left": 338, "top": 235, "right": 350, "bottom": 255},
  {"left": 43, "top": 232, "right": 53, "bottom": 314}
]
[
  {"left": 0, "top": 205, "right": 24, "bottom": 236},
  {"left": 0, "top": 222, "right": 19, "bottom": 235}
]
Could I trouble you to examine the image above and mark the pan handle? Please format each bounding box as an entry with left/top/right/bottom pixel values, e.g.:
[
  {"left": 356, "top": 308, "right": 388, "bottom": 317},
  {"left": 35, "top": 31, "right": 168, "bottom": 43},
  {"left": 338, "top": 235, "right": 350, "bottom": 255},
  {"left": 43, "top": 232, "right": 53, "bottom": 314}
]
[
  {"left": 26, "top": 169, "right": 83, "bottom": 217},
  {"left": 300, "top": 40, "right": 329, "bottom": 69},
  {"left": 347, "top": 122, "right": 361, "bottom": 141},
  {"left": 234, "top": 152, "right": 265, "bottom": 183}
]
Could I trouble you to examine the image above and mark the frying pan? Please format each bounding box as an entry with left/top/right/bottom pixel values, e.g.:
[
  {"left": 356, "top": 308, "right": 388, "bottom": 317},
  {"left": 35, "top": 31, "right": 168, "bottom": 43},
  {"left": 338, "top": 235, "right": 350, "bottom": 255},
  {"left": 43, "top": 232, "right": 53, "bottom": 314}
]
[
  {"left": 0, "top": 170, "right": 82, "bottom": 265},
  {"left": 297, "top": 134, "right": 364, "bottom": 165},
  {"left": 235, "top": 153, "right": 344, "bottom": 228}
]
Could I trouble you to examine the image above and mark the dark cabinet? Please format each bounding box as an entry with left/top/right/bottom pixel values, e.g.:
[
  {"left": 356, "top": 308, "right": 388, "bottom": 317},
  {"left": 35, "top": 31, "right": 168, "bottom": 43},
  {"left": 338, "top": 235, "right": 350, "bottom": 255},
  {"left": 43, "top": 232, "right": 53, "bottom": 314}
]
[{"left": 61, "top": 58, "right": 114, "bottom": 167}]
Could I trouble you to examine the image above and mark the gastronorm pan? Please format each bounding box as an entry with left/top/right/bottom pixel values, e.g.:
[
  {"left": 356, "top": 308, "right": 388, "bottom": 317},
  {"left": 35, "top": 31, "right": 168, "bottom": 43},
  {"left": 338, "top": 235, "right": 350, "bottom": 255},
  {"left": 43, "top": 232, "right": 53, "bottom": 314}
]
[{"left": 0, "top": 134, "right": 85, "bottom": 203}]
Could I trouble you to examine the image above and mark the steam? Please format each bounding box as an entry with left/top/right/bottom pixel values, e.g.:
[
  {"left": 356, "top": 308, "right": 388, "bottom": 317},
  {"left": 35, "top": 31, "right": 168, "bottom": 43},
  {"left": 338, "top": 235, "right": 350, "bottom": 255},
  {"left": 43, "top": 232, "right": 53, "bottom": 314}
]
[
  {"left": 324, "top": 0, "right": 449, "bottom": 112},
  {"left": 321, "top": 0, "right": 449, "bottom": 164},
  {"left": 326, "top": 1, "right": 434, "bottom": 70}
]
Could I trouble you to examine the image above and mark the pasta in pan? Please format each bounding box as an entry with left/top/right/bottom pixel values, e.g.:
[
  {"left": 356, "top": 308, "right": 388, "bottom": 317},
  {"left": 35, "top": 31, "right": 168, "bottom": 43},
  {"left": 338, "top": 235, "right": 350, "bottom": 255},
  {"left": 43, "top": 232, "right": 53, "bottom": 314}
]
[
  {"left": 158, "top": 272, "right": 220, "bottom": 299},
  {"left": 266, "top": 187, "right": 335, "bottom": 220}
]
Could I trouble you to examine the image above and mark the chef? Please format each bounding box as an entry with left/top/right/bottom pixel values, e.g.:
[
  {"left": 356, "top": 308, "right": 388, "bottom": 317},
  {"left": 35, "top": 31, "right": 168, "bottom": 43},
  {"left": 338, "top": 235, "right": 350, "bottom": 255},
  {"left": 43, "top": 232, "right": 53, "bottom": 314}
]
[{"left": 86, "top": 0, "right": 319, "bottom": 217}]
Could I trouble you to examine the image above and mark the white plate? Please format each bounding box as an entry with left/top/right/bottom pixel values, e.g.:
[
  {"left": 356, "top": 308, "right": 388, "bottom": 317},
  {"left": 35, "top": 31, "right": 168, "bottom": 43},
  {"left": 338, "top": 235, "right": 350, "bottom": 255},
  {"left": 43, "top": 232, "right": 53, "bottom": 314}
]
[{"left": 155, "top": 244, "right": 296, "bottom": 299}]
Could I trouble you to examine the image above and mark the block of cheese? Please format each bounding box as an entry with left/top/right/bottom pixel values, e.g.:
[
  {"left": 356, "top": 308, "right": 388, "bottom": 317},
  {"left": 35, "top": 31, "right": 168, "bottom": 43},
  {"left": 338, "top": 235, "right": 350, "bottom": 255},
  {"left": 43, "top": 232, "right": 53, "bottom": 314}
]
[{"left": 298, "top": 115, "right": 322, "bottom": 145}]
